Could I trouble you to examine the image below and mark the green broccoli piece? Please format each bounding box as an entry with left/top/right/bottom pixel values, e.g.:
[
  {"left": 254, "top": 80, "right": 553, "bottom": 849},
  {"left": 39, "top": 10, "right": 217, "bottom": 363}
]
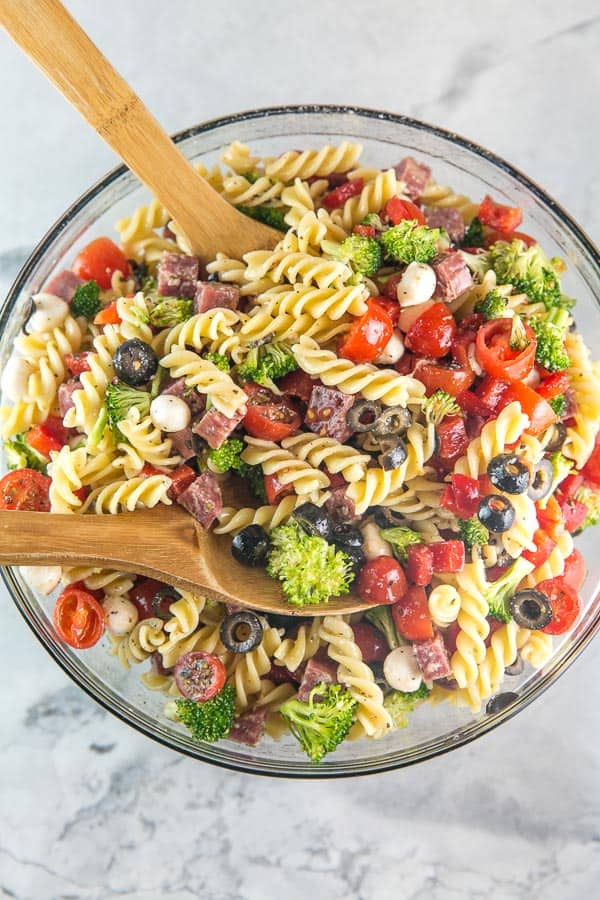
[
  {"left": 509, "top": 314, "right": 530, "bottom": 351},
  {"left": 322, "top": 235, "right": 383, "bottom": 277},
  {"left": 487, "top": 239, "right": 573, "bottom": 310},
  {"left": 236, "top": 342, "right": 298, "bottom": 392},
  {"left": 88, "top": 406, "right": 108, "bottom": 448},
  {"left": 544, "top": 451, "right": 574, "bottom": 500},
  {"left": 483, "top": 556, "right": 535, "bottom": 623},
  {"left": 174, "top": 684, "right": 236, "bottom": 742},
  {"left": 462, "top": 217, "right": 485, "bottom": 248},
  {"left": 237, "top": 205, "right": 288, "bottom": 232},
  {"left": 380, "top": 220, "right": 441, "bottom": 264},
  {"left": 71, "top": 281, "right": 101, "bottom": 320},
  {"left": 267, "top": 520, "right": 353, "bottom": 607},
  {"left": 206, "top": 437, "right": 245, "bottom": 473},
  {"left": 529, "top": 317, "right": 570, "bottom": 372},
  {"left": 460, "top": 248, "right": 492, "bottom": 280},
  {"left": 140, "top": 273, "right": 157, "bottom": 294},
  {"left": 364, "top": 605, "right": 401, "bottom": 649},
  {"left": 574, "top": 484, "right": 600, "bottom": 530},
  {"left": 149, "top": 297, "right": 194, "bottom": 327},
  {"left": 203, "top": 351, "right": 231, "bottom": 372},
  {"left": 361, "top": 212, "right": 384, "bottom": 231},
  {"left": 423, "top": 389, "right": 462, "bottom": 426},
  {"left": 378, "top": 526, "right": 423, "bottom": 564},
  {"left": 458, "top": 516, "right": 490, "bottom": 548},
  {"left": 280, "top": 682, "right": 357, "bottom": 762},
  {"left": 4, "top": 432, "right": 48, "bottom": 472},
  {"left": 474, "top": 288, "right": 508, "bottom": 320},
  {"left": 549, "top": 394, "right": 566, "bottom": 417},
  {"left": 383, "top": 683, "right": 431, "bottom": 729},
  {"left": 105, "top": 381, "right": 151, "bottom": 435}
]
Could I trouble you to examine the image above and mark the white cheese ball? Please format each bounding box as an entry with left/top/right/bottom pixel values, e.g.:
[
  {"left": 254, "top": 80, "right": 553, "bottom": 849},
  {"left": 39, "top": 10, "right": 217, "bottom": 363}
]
[
  {"left": 360, "top": 522, "right": 393, "bottom": 561},
  {"left": 383, "top": 646, "right": 423, "bottom": 692},
  {"left": 1, "top": 356, "right": 34, "bottom": 402},
  {"left": 150, "top": 394, "right": 191, "bottom": 433},
  {"left": 27, "top": 293, "right": 69, "bottom": 333},
  {"left": 375, "top": 329, "right": 405, "bottom": 365},
  {"left": 103, "top": 596, "right": 139, "bottom": 636},
  {"left": 19, "top": 565, "right": 62, "bottom": 596},
  {"left": 396, "top": 262, "right": 437, "bottom": 307}
]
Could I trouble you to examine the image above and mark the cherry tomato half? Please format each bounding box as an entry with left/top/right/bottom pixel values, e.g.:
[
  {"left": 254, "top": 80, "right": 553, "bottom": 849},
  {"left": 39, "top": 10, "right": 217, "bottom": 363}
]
[
  {"left": 0, "top": 469, "right": 51, "bottom": 511},
  {"left": 392, "top": 586, "right": 434, "bottom": 641},
  {"left": 475, "top": 318, "right": 537, "bottom": 382},
  {"left": 351, "top": 622, "right": 389, "bottom": 663},
  {"left": 93, "top": 299, "right": 121, "bottom": 326},
  {"left": 416, "top": 361, "right": 474, "bottom": 397},
  {"left": 581, "top": 433, "right": 600, "bottom": 486},
  {"left": 65, "top": 351, "right": 92, "bottom": 376},
  {"left": 174, "top": 651, "right": 226, "bottom": 701},
  {"left": 538, "top": 577, "right": 581, "bottom": 635},
  {"left": 73, "top": 237, "right": 130, "bottom": 290},
  {"left": 357, "top": 557, "right": 408, "bottom": 605},
  {"left": 242, "top": 383, "right": 301, "bottom": 442},
  {"left": 25, "top": 415, "right": 68, "bottom": 458},
  {"left": 536, "top": 372, "right": 570, "bottom": 402},
  {"left": 405, "top": 302, "right": 457, "bottom": 359},
  {"left": 53, "top": 587, "right": 105, "bottom": 649},
  {"left": 338, "top": 300, "right": 394, "bottom": 363}
]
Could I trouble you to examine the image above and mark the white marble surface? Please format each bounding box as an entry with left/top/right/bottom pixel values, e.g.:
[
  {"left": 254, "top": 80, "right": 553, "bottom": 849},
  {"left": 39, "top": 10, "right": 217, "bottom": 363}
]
[{"left": 1, "top": 1, "right": 599, "bottom": 897}]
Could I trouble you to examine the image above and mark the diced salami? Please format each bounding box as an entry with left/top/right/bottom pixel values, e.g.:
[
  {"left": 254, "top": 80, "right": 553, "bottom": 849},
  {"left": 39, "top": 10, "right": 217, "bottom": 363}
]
[
  {"left": 297, "top": 650, "right": 338, "bottom": 701},
  {"left": 432, "top": 252, "right": 473, "bottom": 301},
  {"left": 324, "top": 487, "right": 357, "bottom": 524},
  {"left": 176, "top": 472, "right": 222, "bottom": 528},
  {"left": 161, "top": 377, "right": 205, "bottom": 417},
  {"left": 157, "top": 252, "right": 199, "bottom": 298},
  {"left": 58, "top": 378, "right": 80, "bottom": 417},
  {"left": 268, "top": 663, "right": 301, "bottom": 685},
  {"left": 167, "top": 426, "right": 196, "bottom": 461},
  {"left": 193, "top": 406, "right": 245, "bottom": 450},
  {"left": 194, "top": 282, "right": 240, "bottom": 314},
  {"left": 228, "top": 708, "right": 267, "bottom": 746},
  {"left": 425, "top": 207, "right": 465, "bottom": 244},
  {"left": 413, "top": 632, "right": 452, "bottom": 681},
  {"left": 394, "top": 157, "right": 431, "bottom": 200},
  {"left": 45, "top": 270, "right": 84, "bottom": 303},
  {"left": 305, "top": 385, "right": 354, "bottom": 442}
]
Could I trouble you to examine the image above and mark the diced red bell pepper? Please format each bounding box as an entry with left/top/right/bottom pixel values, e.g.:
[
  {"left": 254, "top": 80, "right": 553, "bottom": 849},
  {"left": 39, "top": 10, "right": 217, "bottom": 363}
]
[
  {"left": 536, "top": 371, "right": 570, "bottom": 402},
  {"left": 322, "top": 178, "right": 363, "bottom": 210},
  {"left": 406, "top": 544, "right": 433, "bottom": 586},
  {"left": 580, "top": 432, "right": 600, "bottom": 486},
  {"left": 167, "top": 464, "right": 197, "bottom": 501},
  {"left": 440, "top": 474, "right": 481, "bottom": 518},
  {"left": 536, "top": 495, "right": 564, "bottom": 540},
  {"left": 264, "top": 473, "right": 294, "bottom": 505},
  {"left": 353, "top": 224, "right": 377, "bottom": 238},
  {"left": 26, "top": 416, "right": 69, "bottom": 458},
  {"left": 73, "top": 485, "right": 89, "bottom": 504},
  {"left": 392, "top": 586, "right": 434, "bottom": 641},
  {"left": 558, "top": 473, "right": 584, "bottom": 501},
  {"left": 522, "top": 529, "right": 557, "bottom": 568},
  {"left": 475, "top": 376, "right": 510, "bottom": 414},
  {"left": 65, "top": 351, "right": 92, "bottom": 376},
  {"left": 478, "top": 195, "right": 523, "bottom": 233},
  {"left": 501, "top": 381, "right": 557, "bottom": 435},
  {"left": 140, "top": 463, "right": 163, "bottom": 477},
  {"left": 430, "top": 540, "right": 465, "bottom": 574},
  {"left": 93, "top": 300, "right": 121, "bottom": 326},
  {"left": 556, "top": 494, "right": 588, "bottom": 533},
  {"left": 436, "top": 415, "right": 469, "bottom": 462},
  {"left": 383, "top": 196, "right": 425, "bottom": 226}
]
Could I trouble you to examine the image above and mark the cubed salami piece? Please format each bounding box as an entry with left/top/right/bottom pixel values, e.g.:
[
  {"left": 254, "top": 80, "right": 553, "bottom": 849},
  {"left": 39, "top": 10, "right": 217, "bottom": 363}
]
[
  {"left": 324, "top": 487, "right": 357, "bottom": 524},
  {"left": 167, "top": 426, "right": 196, "bottom": 461},
  {"left": 45, "top": 270, "right": 84, "bottom": 303},
  {"left": 432, "top": 252, "right": 473, "bottom": 301},
  {"left": 297, "top": 650, "right": 338, "bottom": 701},
  {"left": 161, "top": 377, "right": 205, "bottom": 417},
  {"left": 194, "top": 282, "right": 240, "bottom": 314},
  {"left": 394, "top": 157, "right": 431, "bottom": 200},
  {"left": 425, "top": 207, "right": 465, "bottom": 244},
  {"left": 157, "top": 252, "right": 199, "bottom": 298},
  {"left": 228, "top": 708, "right": 267, "bottom": 746},
  {"left": 176, "top": 472, "right": 222, "bottom": 528},
  {"left": 413, "top": 632, "right": 452, "bottom": 681},
  {"left": 305, "top": 385, "right": 354, "bottom": 442},
  {"left": 192, "top": 406, "right": 245, "bottom": 450},
  {"left": 58, "top": 378, "right": 80, "bottom": 417}
]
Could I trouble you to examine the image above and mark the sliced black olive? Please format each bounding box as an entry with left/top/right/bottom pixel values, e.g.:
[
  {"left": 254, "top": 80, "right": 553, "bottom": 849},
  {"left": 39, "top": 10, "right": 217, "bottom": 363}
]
[
  {"left": 378, "top": 437, "right": 408, "bottom": 471},
  {"left": 372, "top": 507, "right": 403, "bottom": 528},
  {"left": 340, "top": 545, "right": 366, "bottom": 580},
  {"left": 486, "top": 692, "right": 519, "bottom": 714},
  {"left": 113, "top": 338, "right": 158, "bottom": 386},
  {"left": 477, "top": 494, "right": 515, "bottom": 533},
  {"left": 487, "top": 453, "right": 530, "bottom": 494},
  {"left": 231, "top": 524, "right": 270, "bottom": 567},
  {"left": 153, "top": 586, "right": 181, "bottom": 620},
  {"left": 220, "top": 611, "right": 264, "bottom": 653},
  {"left": 331, "top": 522, "right": 363, "bottom": 549},
  {"left": 206, "top": 272, "right": 220, "bottom": 282},
  {"left": 263, "top": 612, "right": 300, "bottom": 629},
  {"left": 505, "top": 655, "right": 524, "bottom": 676},
  {"left": 527, "top": 457, "right": 554, "bottom": 502},
  {"left": 509, "top": 589, "right": 553, "bottom": 629},
  {"left": 544, "top": 422, "right": 567, "bottom": 453},
  {"left": 293, "top": 502, "right": 332, "bottom": 539},
  {"left": 346, "top": 399, "right": 383, "bottom": 432},
  {"left": 372, "top": 406, "right": 412, "bottom": 438}
]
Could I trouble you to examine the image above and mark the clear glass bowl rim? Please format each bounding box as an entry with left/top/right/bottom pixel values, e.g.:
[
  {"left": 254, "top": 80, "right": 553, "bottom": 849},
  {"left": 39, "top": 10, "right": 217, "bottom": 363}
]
[{"left": 2, "top": 103, "right": 599, "bottom": 778}]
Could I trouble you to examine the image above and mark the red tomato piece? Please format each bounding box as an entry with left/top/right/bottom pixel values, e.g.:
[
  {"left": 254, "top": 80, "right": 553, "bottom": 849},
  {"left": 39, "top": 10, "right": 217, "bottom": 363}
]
[
  {"left": 338, "top": 300, "right": 394, "bottom": 363},
  {"left": 73, "top": 485, "right": 88, "bottom": 504},
  {"left": 416, "top": 361, "right": 474, "bottom": 397},
  {"left": 562, "top": 549, "right": 586, "bottom": 592},
  {"left": 536, "top": 495, "right": 564, "bottom": 540},
  {"left": 556, "top": 494, "right": 588, "bottom": 533},
  {"left": 581, "top": 432, "right": 600, "bottom": 486},
  {"left": 93, "top": 300, "right": 121, "bottom": 326},
  {"left": 475, "top": 376, "right": 510, "bottom": 413},
  {"left": 406, "top": 544, "right": 433, "bottom": 586},
  {"left": 370, "top": 295, "right": 400, "bottom": 325},
  {"left": 357, "top": 557, "right": 408, "bottom": 605},
  {"left": 538, "top": 577, "right": 581, "bottom": 635},
  {"left": 73, "top": 237, "right": 130, "bottom": 290},
  {"left": 167, "top": 464, "right": 197, "bottom": 501},
  {"left": 25, "top": 415, "right": 68, "bottom": 458},
  {"left": 130, "top": 577, "right": 179, "bottom": 621},
  {"left": 277, "top": 370, "right": 316, "bottom": 404},
  {"left": 430, "top": 540, "right": 465, "bottom": 574},
  {"left": 392, "top": 586, "right": 434, "bottom": 641},
  {"left": 0, "top": 469, "right": 51, "bottom": 511},
  {"left": 436, "top": 415, "right": 469, "bottom": 462},
  {"left": 242, "top": 383, "right": 302, "bottom": 442},
  {"left": 322, "top": 178, "right": 364, "bottom": 210},
  {"left": 65, "top": 351, "right": 91, "bottom": 376},
  {"left": 478, "top": 195, "right": 523, "bottom": 233},
  {"left": 53, "top": 587, "right": 105, "bottom": 649},
  {"left": 383, "top": 196, "right": 426, "bottom": 226},
  {"left": 174, "top": 651, "right": 226, "bottom": 701},
  {"left": 351, "top": 622, "right": 389, "bottom": 662},
  {"left": 353, "top": 224, "right": 377, "bottom": 237},
  {"left": 475, "top": 318, "right": 537, "bottom": 382},
  {"left": 501, "top": 382, "right": 556, "bottom": 435},
  {"left": 536, "top": 371, "right": 570, "bottom": 401},
  {"left": 264, "top": 472, "right": 295, "bottom": 505},
  {"left": 558, "top": 473, "right": 584, "bottom": 501},
  {"left": 440, "top": 474, "right": 481, "bottom": 518},
  {"left": 405, "top": 302, "right": 457, "bottom": 359},
  {"left": 522, "top": 529, "right": 556, "bottom": 568},
  {"left": 456, "top": 390, "right": 490, "bottom": 417}
]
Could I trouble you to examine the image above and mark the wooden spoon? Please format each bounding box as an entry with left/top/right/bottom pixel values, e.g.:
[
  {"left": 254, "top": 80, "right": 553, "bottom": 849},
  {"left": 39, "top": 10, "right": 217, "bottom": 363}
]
[
  {"left": 0, "top": 508, "right": 369, "bottom": 616},
  {"left": 0, "top": 0, "right": 280, "bottom": 260}
]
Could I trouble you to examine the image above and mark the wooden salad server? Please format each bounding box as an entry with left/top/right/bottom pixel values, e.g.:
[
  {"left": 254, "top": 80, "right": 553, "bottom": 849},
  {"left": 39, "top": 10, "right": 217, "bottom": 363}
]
[
  {"left": 0, "top": 508, "right": 371, "bottom": 616},
  {"left": 0, "top": 0, "right": 280, "bottom": 260}
]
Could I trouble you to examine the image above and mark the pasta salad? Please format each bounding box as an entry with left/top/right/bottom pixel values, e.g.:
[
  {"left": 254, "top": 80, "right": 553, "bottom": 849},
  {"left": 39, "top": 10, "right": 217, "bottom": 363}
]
[{"left": 2, "top": 141, "right": 599, "bottom": 762}]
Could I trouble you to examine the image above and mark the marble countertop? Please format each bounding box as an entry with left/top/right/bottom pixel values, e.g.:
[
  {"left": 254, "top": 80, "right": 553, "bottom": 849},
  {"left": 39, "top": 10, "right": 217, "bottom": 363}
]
[{"left": 1, "top": 1, "right": 599, "bottom": 897}]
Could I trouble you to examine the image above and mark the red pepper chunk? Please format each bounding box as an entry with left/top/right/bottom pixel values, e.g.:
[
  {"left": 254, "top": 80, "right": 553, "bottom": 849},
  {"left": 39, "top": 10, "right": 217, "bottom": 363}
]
[
  {"left": 26, "top": 415, "right": 69, "bottom": 458},
  {"left": 440, "top": 474, "right": 481, "bottom": 518},
  {"left": 580, "top": 433, "right": 600, "bottom": 486},
  {"left": 478, "top": 195, "right": 523, "bottom": 234},
  {"left": 392, "top": 586, "right": 434, "bottom": 641},
  {"left": 405, "top": 302, "right": 456, "bottom": 359},
  {"left": 383, "top": 196, "right": 426, "bottom": 226},
  {"left": 338, "top": 300, "right": 393, "bottom": 363},
  {"left": 556, "top": 494, "right": 588, "bottom": 533},
  {"left": 167, "top": 464, "right": 197, "bottom": 501},
  {"left": 406, "top": 544, "right": 433, "bottom": 586},
  {"left": 522, "top": 529, "right": 557, "bottom": 568},
  {"left": 436, "top": 415, "right": 469, "bottom": 462},
  {"left": 430, "top": 540, "right": 465, "bottom": 574},
  {"left": 322, "top": 178, "right": 364, "bottom": 210}
]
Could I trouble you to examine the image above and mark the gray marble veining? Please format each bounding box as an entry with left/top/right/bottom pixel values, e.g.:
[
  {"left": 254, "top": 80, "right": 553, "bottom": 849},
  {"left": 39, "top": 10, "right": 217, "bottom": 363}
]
[{"left": 1, "top": 1, "right": 599, "bottom": 897}]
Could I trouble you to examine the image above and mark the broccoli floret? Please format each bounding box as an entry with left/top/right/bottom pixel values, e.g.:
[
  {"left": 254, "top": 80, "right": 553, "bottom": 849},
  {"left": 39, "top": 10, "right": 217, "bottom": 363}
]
[
  {"left": 236, "top": 342, "right": 298, "bottom": 392},
  {"left": 364, "top": 605, "right": 401, "bottom": 649},
  {"left": 4, "top": 432, "right": 48, "bottom": 472},
  {"left": 237, "top": 462, "right": 267, "bottom": 503},
  {"left": 105, "top": 381, "right": 151, "bottom": 434},
  {"left": 203, "top": 351, "right": 231, "bottom": 372},
  {"left": 549, "top": 394, "right": 566, "bottom": 417},
  {"left": 323, "top": 235, "right": 383, "bottom": 277},
  {"left": 88, "top": 406, "right": 108, "bottom": 448},
  {"left": 458, "top": 516, "right": 490, "bottom": 548},
  {"left": 423, "top": 389, "right": 462, "bottom": 426},
  {"left": 487, "top": 239, "right": 573, "bottom": 310},
  {"left": 460, "top": 248, "right": 492, "bottom": 280},
  {"left": 474, "top": 288, "right": 508, "bottom": 320},
  {"left": 544, "top": 451, "right": 574, "bottom": 500},
  {"left": 280, "top": 682, "right": 357, "bottom": 762},
  {"left": 207, "top": 437, "right": 245, "bottom": 473},
  {"left": 529, "top": 317, "right": 570, "bottom": 372},
  {"left": 237, "top": 205, "right": 288, "bottom": 232},
  {"left": 483, "top": 556, "right": 535, "bottom": 623},
  {"left": 462, "top": 216, "right": 485, "bottom": 248},
  {"left": 149, "top": 297, "right": 194, "bottom": 327},
  {"left": 71, "top": 281, "right": 101, "bottom": 320},
  {"left": 509, "top": 314, "right": 530, "bottom": 351},
  {"left": 574, "top": 484, "right": 600, "bottom": 530},
  {"left": 267, "top": 520, "right": 353, "bottom": 607},
  {"left": 380, "top": 220, "right": 441, "bottom": 264},
  {"left": 174, "top": 684, "right": 236, "bottom": 742},
  {"left": 383, "top": 683, "right": 431, "bottom": 729},
  {"left": 140, "top": 273, "right": 157, "bottom": 294},
  {"left": 361, "top": 212, "right": 384, "bottom": 231},
  {"left": 378, "top": 526, "right": 423, "bottom": 564}
]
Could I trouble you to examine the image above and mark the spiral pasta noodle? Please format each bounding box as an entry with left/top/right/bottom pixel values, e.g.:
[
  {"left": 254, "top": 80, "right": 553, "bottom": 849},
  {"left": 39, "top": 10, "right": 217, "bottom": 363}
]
[
  {"left": 160, "top": 348, "right": 247, "bottom": 418},
  {"left": 81, "top": 474, "right": 172, "bottom": 515},
  {"left": 220, "top": 141, "right": 260, "bottom": 175},
  {"left": 264, "top": 141, "right": 362, "bottom": 181},
  {"left": 228, "top": 623, "right": 283, "bottom": 711},
  {"left": 516, "top": 627, "right": 554, "bottom": 669},
  {"left": 214, "top": 494, "right": 313, "bottom": 535},
  {"left": 222, "top": 174, "right": 285, "bottom": 207},
  {"left": 450, "top": 621, "right": 519, "bottom": 711},
  {"left": 331, "top": 169, "right": 401, "bottom": 231},
  {"left": 243, "top": 247, "right": 353, "bottom": 291},
  {"left": 241, "top": 436, "right": 330, "bottom": 495},
  {"left": 420, "top": 180, "right": 480, "bottom": 223},
  {"left": 562, "top": 332, "right": 600, "bottom": 468},
  {"left": 110, "top": 617, "right": 166, "bottom": 669},
  {"left": 116, "top": 409, "right": 181, "bottom": 472},
  {"left": 428, "top": 584, "right": 461, "bottom": 627},
  {"left": 281, "top": 432, "right": 369, "bottom": 483},
  {"left": 273, "top": 617, "right": 321, "bottom": 673},
  {"left": 62, "top": 565, "right": 135, "bottom": 598}
]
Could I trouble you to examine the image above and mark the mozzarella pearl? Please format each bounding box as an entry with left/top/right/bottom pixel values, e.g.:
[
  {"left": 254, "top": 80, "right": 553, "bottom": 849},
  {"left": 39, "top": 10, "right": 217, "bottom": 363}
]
[
  {"left": 19, "top": 565, "right": 62, "bottom": 596},
  {"left": 1, "top": 356, "right": 34, "bottom": 401},
  {"left": 375, "top": 329, "right": 405, "bottom": 365},
  {"left": 383, "top": 646, "right": 423, "bottom": 692},
  {"left": 27, "top": 293, "right": 69, "bottom": 333},
  {"left": 102, "top": 596, "right": 139, "bottom": 636},
  {"left": 396, "top": 262, "right": 437, "bottom": 307},
  {"left": 361, "top": 522, "right": 393, "bottom": 561},
  {"left": 150, "top": 395, "right": 191, "bottom": 433}
]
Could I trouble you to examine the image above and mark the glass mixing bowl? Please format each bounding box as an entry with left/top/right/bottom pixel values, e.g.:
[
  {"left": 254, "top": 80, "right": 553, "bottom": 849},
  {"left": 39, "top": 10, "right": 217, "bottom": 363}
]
[{"left": 1, "top": 106, "right": 599, "bottom": 777}]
